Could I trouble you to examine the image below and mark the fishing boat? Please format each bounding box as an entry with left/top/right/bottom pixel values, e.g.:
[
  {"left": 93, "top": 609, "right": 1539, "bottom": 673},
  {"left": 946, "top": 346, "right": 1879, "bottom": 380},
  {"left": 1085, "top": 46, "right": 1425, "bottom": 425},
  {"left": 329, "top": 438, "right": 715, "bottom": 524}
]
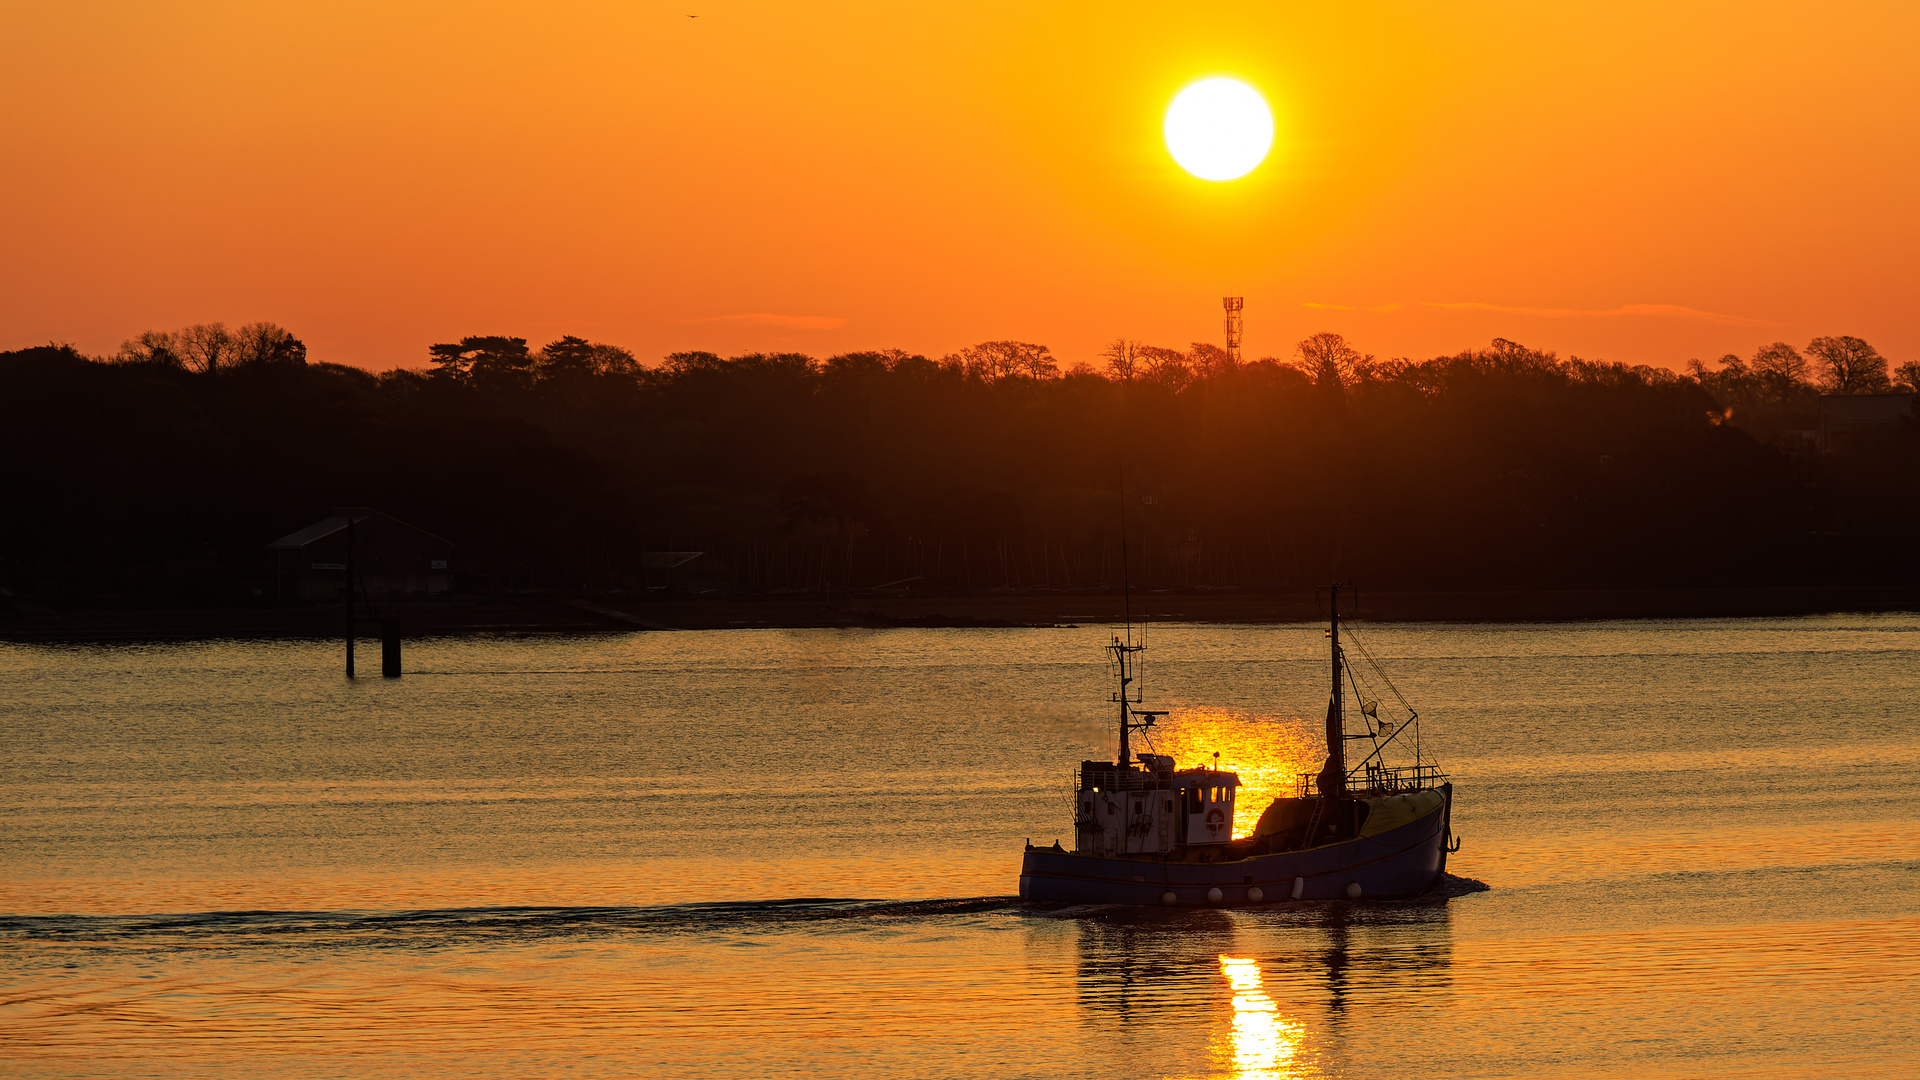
[{"left": 1019, "top": 585, "right": 1456, "bottom": 905}]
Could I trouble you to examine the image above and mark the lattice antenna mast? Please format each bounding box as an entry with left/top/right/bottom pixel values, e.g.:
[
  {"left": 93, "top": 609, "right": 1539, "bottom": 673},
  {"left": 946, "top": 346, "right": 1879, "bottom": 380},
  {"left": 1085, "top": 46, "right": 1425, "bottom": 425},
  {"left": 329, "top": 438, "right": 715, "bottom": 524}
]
[{"left": 1223, "top": 296, "right": 1244, "bottom": 364}]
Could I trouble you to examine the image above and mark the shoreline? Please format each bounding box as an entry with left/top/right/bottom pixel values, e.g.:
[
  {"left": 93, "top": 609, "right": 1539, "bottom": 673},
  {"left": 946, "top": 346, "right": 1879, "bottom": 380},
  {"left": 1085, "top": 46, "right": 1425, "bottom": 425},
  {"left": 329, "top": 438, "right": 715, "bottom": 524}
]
[{"left": 3, "top": 585, "right": 1916, "bottom": 642}]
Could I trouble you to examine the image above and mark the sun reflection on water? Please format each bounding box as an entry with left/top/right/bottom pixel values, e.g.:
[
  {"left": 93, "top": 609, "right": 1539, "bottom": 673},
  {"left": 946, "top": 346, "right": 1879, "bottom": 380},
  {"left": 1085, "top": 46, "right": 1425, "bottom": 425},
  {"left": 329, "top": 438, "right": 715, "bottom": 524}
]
[
  {"left": 1213, "top": 953, "right": 1305, "bottom": 1068},
  {"left": 1215, "top": 956, "right": 1310, "bottom": 1079}
]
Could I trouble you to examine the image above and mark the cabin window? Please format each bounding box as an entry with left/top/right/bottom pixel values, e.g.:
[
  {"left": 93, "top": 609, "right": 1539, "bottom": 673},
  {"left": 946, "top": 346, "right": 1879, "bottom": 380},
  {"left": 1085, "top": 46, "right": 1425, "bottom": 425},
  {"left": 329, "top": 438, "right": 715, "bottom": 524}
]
[
  {"left": 1133, "top": 801, "right": 1143, "bottom": 814},
  {"left": 1185, "top": 788, "right": 1202, "bottom": 814}
]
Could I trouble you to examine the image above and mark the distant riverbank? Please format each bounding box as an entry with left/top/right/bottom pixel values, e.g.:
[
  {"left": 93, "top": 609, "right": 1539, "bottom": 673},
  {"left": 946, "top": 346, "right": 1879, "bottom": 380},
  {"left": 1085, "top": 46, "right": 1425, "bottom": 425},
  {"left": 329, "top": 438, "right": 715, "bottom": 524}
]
[{"left": 4, "top": 585, "right": 1917, "bottom": 642}]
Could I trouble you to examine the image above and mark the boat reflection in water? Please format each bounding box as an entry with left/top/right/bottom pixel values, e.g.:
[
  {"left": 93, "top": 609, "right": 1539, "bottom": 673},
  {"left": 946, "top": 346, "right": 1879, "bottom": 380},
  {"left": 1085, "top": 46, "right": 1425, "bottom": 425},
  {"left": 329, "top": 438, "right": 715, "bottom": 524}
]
[{"left": 1070, "top": 902, "right": 1455, "bottom": 1078}]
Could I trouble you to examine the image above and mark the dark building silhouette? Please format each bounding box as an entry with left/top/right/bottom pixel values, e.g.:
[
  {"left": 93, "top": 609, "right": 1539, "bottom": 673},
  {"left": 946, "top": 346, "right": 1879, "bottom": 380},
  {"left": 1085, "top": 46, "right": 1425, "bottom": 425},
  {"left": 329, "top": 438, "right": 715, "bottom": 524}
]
[
  {"left": 1820, "top": 393, "right": 1916, "bottom": 450},
  {"left": 266, "top": 509, "right": 453, "bottom": 601}
]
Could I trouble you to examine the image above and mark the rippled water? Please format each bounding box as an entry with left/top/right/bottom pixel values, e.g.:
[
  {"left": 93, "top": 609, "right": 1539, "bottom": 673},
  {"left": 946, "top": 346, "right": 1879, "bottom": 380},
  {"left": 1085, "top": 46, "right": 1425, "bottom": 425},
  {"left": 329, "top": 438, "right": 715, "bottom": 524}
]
[{"left": 4, "top": 617, "right": 1917, "bottom": 1077}]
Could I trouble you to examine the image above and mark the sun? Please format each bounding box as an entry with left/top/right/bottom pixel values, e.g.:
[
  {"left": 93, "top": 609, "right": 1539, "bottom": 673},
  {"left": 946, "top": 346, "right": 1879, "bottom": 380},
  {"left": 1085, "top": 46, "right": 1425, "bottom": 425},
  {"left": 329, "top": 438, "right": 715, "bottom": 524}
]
[{"left": 1164, "top": 78, "right": 1274, "bottom": 182}]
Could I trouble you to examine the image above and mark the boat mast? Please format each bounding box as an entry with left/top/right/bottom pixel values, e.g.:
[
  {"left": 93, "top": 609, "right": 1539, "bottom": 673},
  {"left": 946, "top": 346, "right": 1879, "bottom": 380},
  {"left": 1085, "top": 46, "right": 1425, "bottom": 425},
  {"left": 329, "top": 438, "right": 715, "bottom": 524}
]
[
  {"left": 1108, "top": 469, "right": 1164, "bottom": 772},
  {"left": 1115, "top": 466, "right": 1141, "bottom": 770},
  {"left": 1320, "top": 583, "right": 1347, "bottom": 798}
]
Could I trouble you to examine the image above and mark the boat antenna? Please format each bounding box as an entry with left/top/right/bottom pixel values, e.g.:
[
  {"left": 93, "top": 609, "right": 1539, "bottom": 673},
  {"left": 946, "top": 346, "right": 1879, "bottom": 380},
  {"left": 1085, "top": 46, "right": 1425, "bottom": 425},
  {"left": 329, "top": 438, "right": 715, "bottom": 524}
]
[
  {"left": 1109, "top": 465, "right": 1163, "bottom": 769},
  {"left": 1118, "top": 466, "right": 1133, "bottom": 645}
]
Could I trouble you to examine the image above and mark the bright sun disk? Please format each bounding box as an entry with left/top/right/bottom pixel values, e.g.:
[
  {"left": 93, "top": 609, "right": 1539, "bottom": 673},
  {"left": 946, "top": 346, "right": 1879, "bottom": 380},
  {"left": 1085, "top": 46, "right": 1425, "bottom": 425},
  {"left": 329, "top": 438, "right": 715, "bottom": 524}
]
[{"left": 1164, "top": 78, "right": 1273, "bottom": 182}]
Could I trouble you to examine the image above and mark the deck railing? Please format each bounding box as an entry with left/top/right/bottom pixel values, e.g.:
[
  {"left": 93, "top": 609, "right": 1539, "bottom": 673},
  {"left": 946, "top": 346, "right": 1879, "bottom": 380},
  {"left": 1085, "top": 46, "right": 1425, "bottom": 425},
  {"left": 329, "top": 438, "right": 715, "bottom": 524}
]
[{"left": 1294, "top": 762, "right": 1450, "bottom": 797}]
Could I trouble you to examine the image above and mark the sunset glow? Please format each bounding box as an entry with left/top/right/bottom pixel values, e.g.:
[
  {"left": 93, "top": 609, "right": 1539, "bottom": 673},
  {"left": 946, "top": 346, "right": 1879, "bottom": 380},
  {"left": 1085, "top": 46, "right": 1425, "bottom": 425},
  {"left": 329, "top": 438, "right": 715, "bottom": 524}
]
[
  {"left": 3, "top": 4, "right": 1916, "bottom": 368},
  {"left": 6, "top": 3, "right": 1920, "bottom": 1072},
  {"left": 1146, "top": 711, "right": 1322, "bottom": 838}
]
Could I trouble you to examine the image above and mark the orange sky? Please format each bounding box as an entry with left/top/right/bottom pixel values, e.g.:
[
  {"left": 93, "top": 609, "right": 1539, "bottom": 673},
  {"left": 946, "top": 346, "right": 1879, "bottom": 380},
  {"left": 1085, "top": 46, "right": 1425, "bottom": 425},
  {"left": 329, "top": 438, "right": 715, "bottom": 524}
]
[{"left": 4, "top": 1, "right": 1917, "bottom": 372}]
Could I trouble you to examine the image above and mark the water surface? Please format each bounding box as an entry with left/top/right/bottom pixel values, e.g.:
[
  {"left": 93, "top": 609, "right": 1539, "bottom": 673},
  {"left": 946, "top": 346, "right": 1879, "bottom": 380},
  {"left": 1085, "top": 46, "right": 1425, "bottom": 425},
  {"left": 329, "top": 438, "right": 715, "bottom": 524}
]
[{"left": 4, "top": 618, "right": 1916, "bottom": 1077}]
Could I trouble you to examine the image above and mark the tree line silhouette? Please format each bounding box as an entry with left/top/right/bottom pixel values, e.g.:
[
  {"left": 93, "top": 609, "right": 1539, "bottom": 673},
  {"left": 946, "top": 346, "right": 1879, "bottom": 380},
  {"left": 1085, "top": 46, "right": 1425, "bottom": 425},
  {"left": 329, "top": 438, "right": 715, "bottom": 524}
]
[{"left": 3, "top": 321, "right": 1916, "bottom": 607}]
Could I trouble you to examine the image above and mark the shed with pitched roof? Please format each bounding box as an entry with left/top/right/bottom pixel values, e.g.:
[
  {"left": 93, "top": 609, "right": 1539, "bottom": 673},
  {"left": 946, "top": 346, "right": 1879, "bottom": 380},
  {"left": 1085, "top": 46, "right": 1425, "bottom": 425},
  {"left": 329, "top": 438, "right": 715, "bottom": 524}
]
[{"left": 266, "top": 508, "right": 454, "bottom": 600}]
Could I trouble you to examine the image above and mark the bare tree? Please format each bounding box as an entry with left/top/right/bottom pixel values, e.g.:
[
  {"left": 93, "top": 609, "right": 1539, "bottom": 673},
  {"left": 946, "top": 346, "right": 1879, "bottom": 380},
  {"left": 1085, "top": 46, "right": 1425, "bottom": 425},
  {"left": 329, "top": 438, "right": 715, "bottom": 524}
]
[
  {"left": 959, "top": 341, "right": 1057, "bottom": 382},
  {"left": 1295, "top": 331, "right": 1367, "bottom": 387},
  {"left": 1102, "top": 339, "right": 1141, "bottom": 382},
  {"left": 174, "top": 323, "right": 235, "bottom": 374},
  {"left": 113, "top": 322, "right": 297, "bottom": 372},
  {"left": 1688, "top": 353, "right": 1746, "bottom": 379},
  {"left": 958, "top": 343, "right": 1011, "bottom": 382},
  {"left": 1137, "top": 345, "right": 1192, "bottom": 390},
  {"left": 115, "top": 330, "right": 184, "bottom": 368},
  {"left": 231, "top": 323, "right": 307, "bottom": 367},
  {"left": 591, "top": 342, "right": 640, "bottom": 376},
  {"left": 1750, "top": 341, "right": 1807, "bottom": 383},
  {"left": 1187, "top": 342, "right": 1236, "bottom": 379},
  {"left": 1894, "top": 361, "right": 1920, "bottom": 394},
  {"left": 1806, "top": 335, "right": 1890, "bottom": 394}
]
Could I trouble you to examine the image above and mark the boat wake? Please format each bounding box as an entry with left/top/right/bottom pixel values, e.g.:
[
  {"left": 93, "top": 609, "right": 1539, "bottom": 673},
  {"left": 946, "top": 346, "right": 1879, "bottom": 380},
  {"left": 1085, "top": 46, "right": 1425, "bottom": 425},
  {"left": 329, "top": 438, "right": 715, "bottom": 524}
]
[
  {"left": 0, "top": 876, "right": 1494, "bottom": 947},
  {"left": 0, "top": 897, "right": 1028, "bottom": 947}
]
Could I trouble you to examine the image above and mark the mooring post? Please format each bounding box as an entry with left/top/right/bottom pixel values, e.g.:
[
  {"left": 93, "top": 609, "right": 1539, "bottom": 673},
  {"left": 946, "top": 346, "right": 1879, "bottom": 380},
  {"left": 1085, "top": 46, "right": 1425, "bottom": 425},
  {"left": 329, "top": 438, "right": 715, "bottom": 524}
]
[
  {"left": 345, "top": 513, "right": 356, "bottom": 679},
  {"left": 382, "top": 620, "right": 401, "bottom": 678}
]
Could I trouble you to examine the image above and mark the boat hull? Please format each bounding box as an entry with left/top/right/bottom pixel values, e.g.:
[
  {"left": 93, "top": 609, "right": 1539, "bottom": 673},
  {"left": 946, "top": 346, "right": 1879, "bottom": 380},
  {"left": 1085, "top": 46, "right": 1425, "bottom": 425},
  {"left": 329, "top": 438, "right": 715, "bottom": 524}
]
[{"left": 1019, "top": 785, "right": 1451, "bottom": 905}]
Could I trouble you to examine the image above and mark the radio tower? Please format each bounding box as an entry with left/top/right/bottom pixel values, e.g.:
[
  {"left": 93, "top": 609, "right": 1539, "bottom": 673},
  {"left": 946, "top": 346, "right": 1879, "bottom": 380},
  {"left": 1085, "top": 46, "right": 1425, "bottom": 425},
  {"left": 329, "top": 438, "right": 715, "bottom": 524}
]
[{"left": 1223, "top": 296, "right": 1244, "bottom": 364}]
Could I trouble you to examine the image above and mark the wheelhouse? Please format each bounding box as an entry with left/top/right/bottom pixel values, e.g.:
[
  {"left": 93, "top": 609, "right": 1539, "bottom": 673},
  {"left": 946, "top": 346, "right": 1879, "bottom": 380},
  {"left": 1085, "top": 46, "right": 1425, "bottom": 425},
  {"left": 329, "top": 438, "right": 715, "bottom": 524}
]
[{"left": 1076, "top": 754, "right": 1240, "bottom": 856}]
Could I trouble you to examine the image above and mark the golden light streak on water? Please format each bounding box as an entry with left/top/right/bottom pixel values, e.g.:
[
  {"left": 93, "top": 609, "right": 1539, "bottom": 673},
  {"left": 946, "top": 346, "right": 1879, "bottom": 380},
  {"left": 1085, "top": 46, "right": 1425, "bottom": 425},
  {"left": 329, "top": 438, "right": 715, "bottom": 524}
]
[
  {"left": 1150, "top": 712, "right": 1323, "bottom": 836},
  {"left": 1214, "top": 956, "right": 1311, "bottom": 1080}
]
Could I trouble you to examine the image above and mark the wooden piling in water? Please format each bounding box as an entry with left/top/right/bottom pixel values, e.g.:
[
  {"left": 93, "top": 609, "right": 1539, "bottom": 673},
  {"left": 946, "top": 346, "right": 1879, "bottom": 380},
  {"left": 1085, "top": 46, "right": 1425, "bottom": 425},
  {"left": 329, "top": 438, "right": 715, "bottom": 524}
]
[
  {"left": 382, "top": 621, "right": 401, "bottom": 678},
  {"left": 345, "top": 513, "right": 356, "bottom": 679}
]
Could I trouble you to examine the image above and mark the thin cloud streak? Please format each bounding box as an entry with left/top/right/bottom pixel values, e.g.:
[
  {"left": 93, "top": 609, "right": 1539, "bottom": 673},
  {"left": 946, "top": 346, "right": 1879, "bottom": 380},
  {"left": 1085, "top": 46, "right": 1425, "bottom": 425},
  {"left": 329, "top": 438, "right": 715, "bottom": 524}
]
[
  {"left": 686, "top": 313, "right": 851, "bottom": 331},
  {"left": 1304, "top": 302, "right": 1400, "bottom": 313},
  {"left": 1422, "top": 301, "right": 1780, "bottom": 327}
]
